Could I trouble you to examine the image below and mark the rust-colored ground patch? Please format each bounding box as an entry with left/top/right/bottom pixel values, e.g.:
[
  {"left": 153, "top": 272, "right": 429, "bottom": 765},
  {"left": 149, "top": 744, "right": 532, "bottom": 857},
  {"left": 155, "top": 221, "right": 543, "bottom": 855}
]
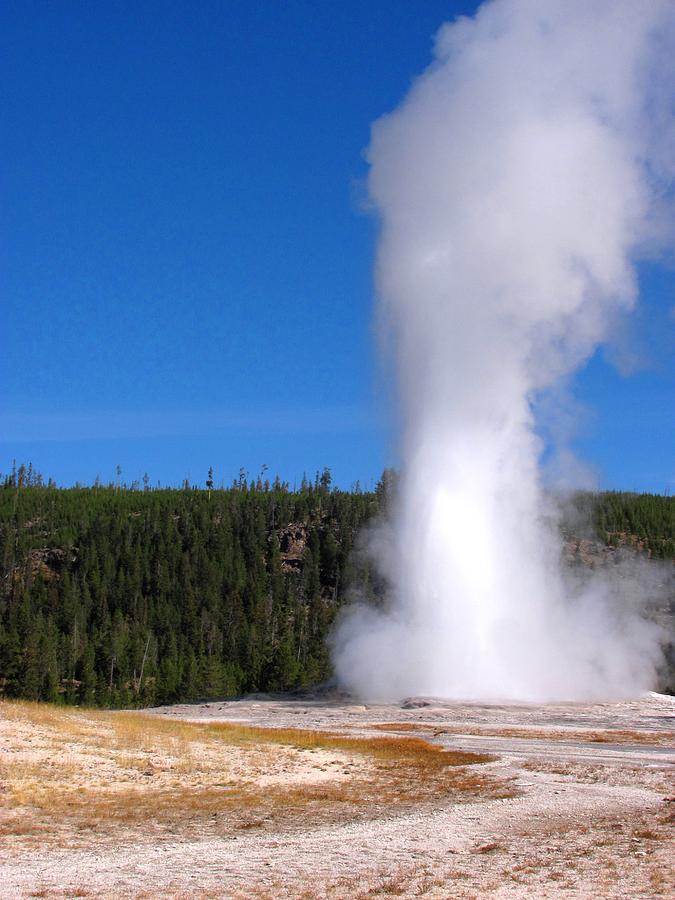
[{"left": 368, "top": 721, "right": 675, "bottom": 746}]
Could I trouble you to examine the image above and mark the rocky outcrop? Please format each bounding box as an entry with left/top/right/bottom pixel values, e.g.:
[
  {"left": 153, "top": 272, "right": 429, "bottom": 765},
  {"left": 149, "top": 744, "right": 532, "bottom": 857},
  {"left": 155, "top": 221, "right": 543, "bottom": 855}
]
[
  {"left": 276, "top": 522, "right": 308, "bottom": 573},
  {"left": 17, "top": 547, "right": 74, "bottom": 582}
]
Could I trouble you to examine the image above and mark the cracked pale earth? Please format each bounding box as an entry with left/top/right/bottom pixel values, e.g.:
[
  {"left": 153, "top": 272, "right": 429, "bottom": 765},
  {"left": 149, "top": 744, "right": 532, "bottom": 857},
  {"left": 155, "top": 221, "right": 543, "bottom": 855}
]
[{"left": 1, "top": 691, "right": 673, "bottom": 898}]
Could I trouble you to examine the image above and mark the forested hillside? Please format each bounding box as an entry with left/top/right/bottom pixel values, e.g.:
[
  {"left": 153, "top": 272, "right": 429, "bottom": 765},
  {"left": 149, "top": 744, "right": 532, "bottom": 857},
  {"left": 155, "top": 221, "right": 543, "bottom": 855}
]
[
  {"left": 0, "top": 465, "right": 672, "bottom": 706},
  {"left": 561, "top": 490, "right": 674, "bottom": 558},
  {"left": 0, "top": 467, "right": 380, "bottom": 707}
]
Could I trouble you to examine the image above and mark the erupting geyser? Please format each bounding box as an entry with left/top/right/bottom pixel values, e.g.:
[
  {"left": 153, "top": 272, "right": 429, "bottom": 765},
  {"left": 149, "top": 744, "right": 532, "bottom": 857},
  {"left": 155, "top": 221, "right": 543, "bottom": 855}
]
[{"left": 333, "top": 0, "right": 675, "bottom": 702}]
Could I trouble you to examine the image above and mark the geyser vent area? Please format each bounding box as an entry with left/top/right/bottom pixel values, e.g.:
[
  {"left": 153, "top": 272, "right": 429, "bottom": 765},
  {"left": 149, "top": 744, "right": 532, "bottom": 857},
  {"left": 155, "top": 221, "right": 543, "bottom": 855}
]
[{"left": 332, "top": 0, "right": 675, "bottom": 703}]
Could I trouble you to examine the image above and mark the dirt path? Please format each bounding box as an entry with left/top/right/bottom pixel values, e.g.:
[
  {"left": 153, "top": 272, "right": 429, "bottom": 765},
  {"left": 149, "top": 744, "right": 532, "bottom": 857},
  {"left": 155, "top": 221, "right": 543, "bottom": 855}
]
[{"left": 2, "top": 693, "right": 674, "bottom": 898}]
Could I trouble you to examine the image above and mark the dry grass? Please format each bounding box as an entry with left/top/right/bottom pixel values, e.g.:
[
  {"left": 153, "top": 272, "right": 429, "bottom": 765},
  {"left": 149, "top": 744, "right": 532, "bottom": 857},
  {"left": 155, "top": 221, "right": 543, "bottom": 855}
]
[
  {"left": 1, "top": 700, "right": 493, "bottom": 762},
  {"left": 198, "top": 719, "right": 495, "bottom": 766},
  {"left": 520, "top": 758, "right": 675, "bottom": 794},
  {"left": 368, "top": 721, "right": 675, "bottom": 746},
  {"left": 500, "top": 806, "right": 675, "bottom": 898},
  {"left": 0, "top": 701, "right": 511, "bottom": 849},
  {"left": 473, "top": 841, "right": 506, "bottom": 854},
  {"left": 243, "top": 864, "right": 454, "bottom": 899},
  {"left": 584, "top": 729, "right": 674, "bottom": 745}
]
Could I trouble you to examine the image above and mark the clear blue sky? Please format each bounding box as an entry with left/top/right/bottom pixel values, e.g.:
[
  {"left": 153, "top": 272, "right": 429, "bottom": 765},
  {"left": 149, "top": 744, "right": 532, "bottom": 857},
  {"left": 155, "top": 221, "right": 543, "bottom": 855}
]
[{"left": 2, "top": 1, "right": 673, "bottom": 492}]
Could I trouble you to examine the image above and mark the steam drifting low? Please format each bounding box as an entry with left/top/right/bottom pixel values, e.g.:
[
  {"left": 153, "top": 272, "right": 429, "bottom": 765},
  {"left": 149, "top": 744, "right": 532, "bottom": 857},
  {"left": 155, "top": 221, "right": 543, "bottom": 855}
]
[{"left": 333, "top": 0, "right": 675, "bottom": 701}]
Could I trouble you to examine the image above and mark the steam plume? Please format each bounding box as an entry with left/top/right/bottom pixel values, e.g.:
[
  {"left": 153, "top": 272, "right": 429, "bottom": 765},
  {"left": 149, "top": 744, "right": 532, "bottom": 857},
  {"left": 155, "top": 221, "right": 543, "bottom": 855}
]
[{"left": 333, "top": 0, "right": 675, "bottom": 701}]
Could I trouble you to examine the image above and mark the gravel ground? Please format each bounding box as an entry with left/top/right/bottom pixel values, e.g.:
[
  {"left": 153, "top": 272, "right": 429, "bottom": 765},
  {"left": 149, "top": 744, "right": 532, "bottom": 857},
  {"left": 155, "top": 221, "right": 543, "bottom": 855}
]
[{"left": 2, "top": 692, "right": 674, "bottom": 898}]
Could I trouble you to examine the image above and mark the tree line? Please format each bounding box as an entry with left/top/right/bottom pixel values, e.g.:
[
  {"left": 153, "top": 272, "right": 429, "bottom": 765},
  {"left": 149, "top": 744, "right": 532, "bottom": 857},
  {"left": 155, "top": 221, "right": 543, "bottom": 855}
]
[{"left": 0, "top": 464, "right": 672, "bottom": 706}]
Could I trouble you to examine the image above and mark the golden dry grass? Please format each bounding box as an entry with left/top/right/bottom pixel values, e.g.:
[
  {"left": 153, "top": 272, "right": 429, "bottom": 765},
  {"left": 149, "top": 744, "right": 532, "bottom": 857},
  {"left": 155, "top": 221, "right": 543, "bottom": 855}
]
[
  {"left": 0, "top": 701, "right": 511, "bottom": 849},
  {"left": 241, "top": 864, "right": 454, "bottom": 899},
  {"left": 520, "top": 758, "right": 675, "bottom": 794},
  {"left": 502, "top": 805, "right": 675, "bottom": 897}
]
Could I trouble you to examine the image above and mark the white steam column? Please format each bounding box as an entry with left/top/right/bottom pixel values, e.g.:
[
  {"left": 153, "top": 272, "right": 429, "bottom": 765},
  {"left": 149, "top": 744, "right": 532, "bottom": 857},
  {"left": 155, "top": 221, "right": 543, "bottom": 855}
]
[{"left": 333, "top": 0, "right": 675, "bottom": 702}]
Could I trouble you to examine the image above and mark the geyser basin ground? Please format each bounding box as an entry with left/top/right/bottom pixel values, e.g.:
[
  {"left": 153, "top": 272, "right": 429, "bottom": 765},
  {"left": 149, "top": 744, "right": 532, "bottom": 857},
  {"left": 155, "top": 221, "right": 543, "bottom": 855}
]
[{"left": 2, "top": 692, "right": 674, "bottom": 898}]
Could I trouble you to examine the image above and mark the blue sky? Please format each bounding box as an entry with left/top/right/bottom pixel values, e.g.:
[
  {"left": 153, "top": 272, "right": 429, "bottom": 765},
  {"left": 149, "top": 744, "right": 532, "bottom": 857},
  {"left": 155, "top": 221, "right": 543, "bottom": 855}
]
[{"left": 1, "top": 1, "right": 673, "bottom": 492}]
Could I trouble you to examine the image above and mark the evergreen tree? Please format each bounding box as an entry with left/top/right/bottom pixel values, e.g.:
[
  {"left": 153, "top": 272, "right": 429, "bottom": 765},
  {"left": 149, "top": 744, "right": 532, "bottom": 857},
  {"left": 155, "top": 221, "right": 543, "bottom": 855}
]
[{"left": 0, "top": 469, "right": 671, "bottom": 706}]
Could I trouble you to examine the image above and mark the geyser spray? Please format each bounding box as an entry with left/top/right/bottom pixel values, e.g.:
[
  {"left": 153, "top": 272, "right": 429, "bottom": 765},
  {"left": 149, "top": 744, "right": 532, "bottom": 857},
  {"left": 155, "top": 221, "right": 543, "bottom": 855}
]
[{"left": 333, "top": 0, "right": 675, "bottom": 702}]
